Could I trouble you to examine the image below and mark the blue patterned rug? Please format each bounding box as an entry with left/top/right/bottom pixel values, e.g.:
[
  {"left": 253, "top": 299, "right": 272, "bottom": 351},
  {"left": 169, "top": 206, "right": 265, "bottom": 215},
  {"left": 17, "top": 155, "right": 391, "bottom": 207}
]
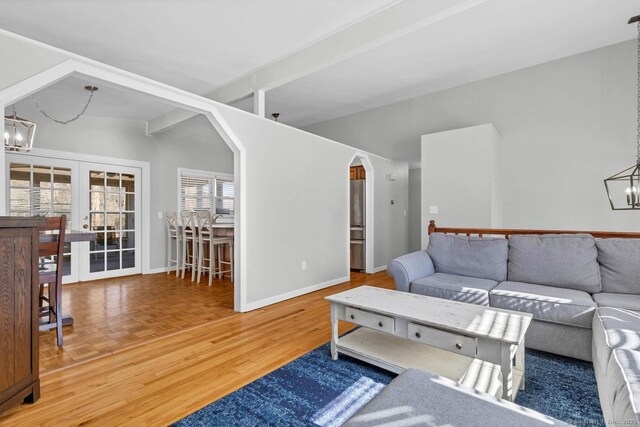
[{"left": 174, "top": 341, "right": 604, "bottom": 427}]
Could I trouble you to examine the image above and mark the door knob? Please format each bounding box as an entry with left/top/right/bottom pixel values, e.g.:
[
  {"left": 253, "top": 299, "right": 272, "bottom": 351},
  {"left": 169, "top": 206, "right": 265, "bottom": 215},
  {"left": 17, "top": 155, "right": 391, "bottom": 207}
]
[{"left": 83, "top": 224, "right": 89, "bottom": 229}]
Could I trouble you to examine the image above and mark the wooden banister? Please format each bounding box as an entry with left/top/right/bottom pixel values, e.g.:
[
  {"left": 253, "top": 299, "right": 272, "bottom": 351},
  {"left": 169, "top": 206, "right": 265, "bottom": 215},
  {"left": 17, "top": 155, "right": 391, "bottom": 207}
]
[{"left": 427, "top": 219, "right": 640, "bottom": 239}]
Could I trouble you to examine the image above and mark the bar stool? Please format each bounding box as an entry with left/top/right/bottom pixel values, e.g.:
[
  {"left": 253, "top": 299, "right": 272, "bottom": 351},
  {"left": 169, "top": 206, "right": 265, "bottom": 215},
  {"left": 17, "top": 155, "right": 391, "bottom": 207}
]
[
  {"left": 164, "top": 212, "right": 181, "bottom": 276},
  {"left": 180, "top": 210, "right": 198, "bottom": 281},
  {"left": 195, "top": 211, "right": 234, "bottom": 285},
  {"left": 216, "top": 236, "right": 234, "bottom": 282}
]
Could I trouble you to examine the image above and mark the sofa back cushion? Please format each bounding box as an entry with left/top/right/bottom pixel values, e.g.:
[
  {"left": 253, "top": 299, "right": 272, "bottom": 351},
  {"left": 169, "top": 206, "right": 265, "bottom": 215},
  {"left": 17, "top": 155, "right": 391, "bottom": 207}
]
[
  {"left": 507, "top": 234, "right": 601, "bottom": 293},
  {"left": 596, "top": 239, "right": 640, "bottom": 294},
  {"left": 426, "top": 233, "right": 508, "bottom": 282}
]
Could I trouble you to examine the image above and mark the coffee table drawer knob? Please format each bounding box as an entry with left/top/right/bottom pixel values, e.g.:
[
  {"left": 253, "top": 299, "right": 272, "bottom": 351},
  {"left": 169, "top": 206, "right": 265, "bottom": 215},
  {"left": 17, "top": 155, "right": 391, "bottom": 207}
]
[
  {"left": 415, "top": 332, "right": 421, "bottom": 339},
  {"left": 456, "top": 342, "right": 463, "bottom": 350},
  {"left": 378, "top": 322, "right": 383, "bottom": 327},
  {"left": 350, "top": 314, "right": 355, "bottom": 320}
]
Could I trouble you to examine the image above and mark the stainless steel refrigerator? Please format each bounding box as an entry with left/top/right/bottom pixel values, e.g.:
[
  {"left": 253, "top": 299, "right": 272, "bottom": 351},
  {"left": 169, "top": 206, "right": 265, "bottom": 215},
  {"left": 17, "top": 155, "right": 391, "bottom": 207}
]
[{"left": 350, "top": 179, "right": 365, "bottom": 271}]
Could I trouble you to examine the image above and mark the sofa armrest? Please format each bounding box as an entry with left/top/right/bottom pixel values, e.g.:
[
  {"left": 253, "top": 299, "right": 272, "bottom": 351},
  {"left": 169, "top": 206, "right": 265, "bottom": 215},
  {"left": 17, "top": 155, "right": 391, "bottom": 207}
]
[{"left": 387, "top": 251, "right": 435, "bottom": 293}]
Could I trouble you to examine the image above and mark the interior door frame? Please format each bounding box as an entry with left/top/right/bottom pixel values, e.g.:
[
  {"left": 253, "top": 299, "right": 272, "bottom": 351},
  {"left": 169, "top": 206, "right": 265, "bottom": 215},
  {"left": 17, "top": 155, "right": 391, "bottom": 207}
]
[{"left": 4, "top": 147, "right": 152, "bottom": 277}]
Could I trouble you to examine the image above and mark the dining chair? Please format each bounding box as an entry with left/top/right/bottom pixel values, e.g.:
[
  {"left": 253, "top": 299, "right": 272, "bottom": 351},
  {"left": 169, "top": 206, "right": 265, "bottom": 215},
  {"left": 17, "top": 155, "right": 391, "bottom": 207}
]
[
  {"left": 165, "top": 212, "right": 181, "bottom": 276},
  {"left": 38, "top": 215, "right": 67, "bottom": 347},
  {"left": 180, "top": 210, "right": 198, "bottom": 281}
]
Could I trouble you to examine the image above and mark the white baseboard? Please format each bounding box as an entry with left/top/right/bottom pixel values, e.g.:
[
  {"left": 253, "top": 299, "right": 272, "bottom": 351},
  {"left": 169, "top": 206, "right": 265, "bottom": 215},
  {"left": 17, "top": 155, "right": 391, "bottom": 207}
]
[
  {"left": 242, "top": 275, "right": 350, "bottom": 312},
  {"left": 147, "top": 266, "right": 170, "bottom": 274},
  {"left": 373, "top": 266, "right": 387, "bottom": 273}
]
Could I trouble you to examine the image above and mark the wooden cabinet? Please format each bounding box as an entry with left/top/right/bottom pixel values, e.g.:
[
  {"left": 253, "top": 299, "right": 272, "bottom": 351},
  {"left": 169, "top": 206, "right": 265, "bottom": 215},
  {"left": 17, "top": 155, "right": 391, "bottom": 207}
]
[
  {"left": 0, "top": 217, "right": 45, "bottom": 415},
  {"left": 350, "top": 166, "right": 366, "bottom": 180}
]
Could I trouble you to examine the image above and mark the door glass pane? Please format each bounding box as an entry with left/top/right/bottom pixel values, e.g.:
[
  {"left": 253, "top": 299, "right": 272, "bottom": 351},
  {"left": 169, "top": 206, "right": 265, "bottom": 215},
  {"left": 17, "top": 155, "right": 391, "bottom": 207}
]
[
  {"left": 106, "top": 173, "right": 120, "bottom": 191},
  {"left": 122, "top": 250, "right": 135, "bottom": 269},
  {"left": 123, "top": 193, "right": 134, "bottom": 211},
  {"left": 121, "top": 232, "right": 134, "bottom": 249},
  {"left": 121, "top": 212, "right": 135, "bottom": 230},
  {"left": 105, "top": 192, "right": 120, "bottom": 211},
  {"left": 9, "top": 163, "right": 30, "bottom": 187},
  {"left": 90, "top": 252, "right": 105, "bottom": 273},
  {"left": 90, "top": 171, "right": 105, "bottom": 191},
  {"left": 106, "top": 251, "right": 120, "bottom": 271},
  {"left": 90, "top": 213, "right": 105, "bottom": 230},
  {"left": 90, "top": 192, "right": 104, "bottom": 211}
]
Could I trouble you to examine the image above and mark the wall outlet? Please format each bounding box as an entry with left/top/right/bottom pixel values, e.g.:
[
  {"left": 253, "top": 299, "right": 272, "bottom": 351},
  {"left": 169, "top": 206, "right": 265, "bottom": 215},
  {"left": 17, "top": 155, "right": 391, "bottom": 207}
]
[
  {"left": 157, "top": 211, "right": 163, "bottom": 219},
  {"left": 403, "top": 210, "right": 407, "bottom": 216},
  {"left": 302, "top": 261, "right": 307, "bottom": 270},
  {"left": 429, "top": 206, "right": 439, "bottom": 214}
]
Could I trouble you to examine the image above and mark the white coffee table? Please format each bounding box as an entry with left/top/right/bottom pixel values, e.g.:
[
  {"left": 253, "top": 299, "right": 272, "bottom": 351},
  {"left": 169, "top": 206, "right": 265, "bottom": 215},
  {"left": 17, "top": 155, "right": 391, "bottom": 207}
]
[{"left": 326, "top": 286, "right": 532, "bottom": 401}]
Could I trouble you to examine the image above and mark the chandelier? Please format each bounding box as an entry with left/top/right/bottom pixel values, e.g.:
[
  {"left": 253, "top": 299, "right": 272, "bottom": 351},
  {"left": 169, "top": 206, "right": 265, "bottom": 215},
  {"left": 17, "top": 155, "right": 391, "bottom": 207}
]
[
  {"left": 4, "top": 105, "right": 36, "bottom": 152},
  {"left": 604, "top": 15, "right": 640, "bottom": 210}
]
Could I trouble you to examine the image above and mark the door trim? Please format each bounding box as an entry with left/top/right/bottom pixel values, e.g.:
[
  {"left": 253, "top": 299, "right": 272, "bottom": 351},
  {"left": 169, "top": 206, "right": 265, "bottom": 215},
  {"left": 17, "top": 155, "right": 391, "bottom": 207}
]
[{"left": 6, "top": 148, "right": 151, "bottom": 276}]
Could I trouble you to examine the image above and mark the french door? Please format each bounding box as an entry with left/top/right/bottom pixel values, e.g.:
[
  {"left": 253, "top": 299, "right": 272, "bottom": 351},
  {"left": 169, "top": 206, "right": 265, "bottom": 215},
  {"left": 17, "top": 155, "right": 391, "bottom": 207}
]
[
  {"left": 5, "top": 154, "right": 142, "bottom": 282},
  {"left": 79, "top": 163, "right": 141, "bottom": 281}
]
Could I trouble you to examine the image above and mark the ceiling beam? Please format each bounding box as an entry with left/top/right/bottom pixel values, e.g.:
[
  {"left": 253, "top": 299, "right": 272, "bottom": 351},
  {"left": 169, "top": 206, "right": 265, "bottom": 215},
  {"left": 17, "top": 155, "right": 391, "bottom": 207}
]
[{"left": 147, "top": 0, "right": 487, "bottom": 135}]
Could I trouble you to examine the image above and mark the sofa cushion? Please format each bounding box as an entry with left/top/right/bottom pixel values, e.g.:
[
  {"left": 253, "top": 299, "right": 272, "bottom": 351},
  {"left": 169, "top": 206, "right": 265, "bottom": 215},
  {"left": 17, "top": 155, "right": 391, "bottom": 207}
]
[
  {"left": 507, "top": 234, "right": 601, "bottom": 293},
  {"left": 411, "top": 273, "right": 498, "bottom": 306},
  {"left": 594, "top": 293, "right": 640, "bottom": 312},
  {"left": 344, "top": 368, "right": 571, "bottom": 427},
  {"left": 606, "top": 349, "right": 640, "bottom": 423},
  {"left": 489, "top": 281, "right": 596, "bottom": 328},
  {"left": 597, "top": 239, "right": 640, "bottom": 294},
  {"left": 426, "top": 233, "right": 508, "bottom": 282},
  {"left": 593, "top": 307, "right": 640, "bottom": 381}
]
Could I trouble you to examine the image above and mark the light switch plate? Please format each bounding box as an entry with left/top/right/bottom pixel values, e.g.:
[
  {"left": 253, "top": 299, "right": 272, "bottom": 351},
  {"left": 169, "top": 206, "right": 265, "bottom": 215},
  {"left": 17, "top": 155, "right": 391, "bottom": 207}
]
[
  {"left": 429, "top": 206, "right": 438, "bottom": 214},
  {"left": 157, "top": 211, "right": 163, "bottom": 219}
]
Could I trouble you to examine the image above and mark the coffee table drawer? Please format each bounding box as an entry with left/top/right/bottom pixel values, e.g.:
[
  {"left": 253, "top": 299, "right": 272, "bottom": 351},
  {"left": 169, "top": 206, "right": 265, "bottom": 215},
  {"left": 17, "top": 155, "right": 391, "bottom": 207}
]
[
  {"left": 408, "top": 323, "right": 476, "bottom": 358},
  {"left": 345, "top": 307, "right": 394, "bottom": 334}
]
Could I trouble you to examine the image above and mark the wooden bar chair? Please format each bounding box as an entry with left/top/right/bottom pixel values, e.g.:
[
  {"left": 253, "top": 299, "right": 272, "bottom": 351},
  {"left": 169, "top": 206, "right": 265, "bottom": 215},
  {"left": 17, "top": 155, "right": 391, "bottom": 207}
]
[
  {"left": 164, "top": 212, "right": 181, "bottom": 276},
  {"left": 180, "top": 210, "right": 198, "bottom": 282},
  {"left": 38, "top": 215, "right": 66, "bottom": 347}
]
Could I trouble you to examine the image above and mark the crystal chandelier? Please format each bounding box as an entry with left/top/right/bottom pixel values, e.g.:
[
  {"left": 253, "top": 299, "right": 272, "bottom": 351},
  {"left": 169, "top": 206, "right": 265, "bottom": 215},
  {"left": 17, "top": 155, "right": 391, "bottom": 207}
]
[
  {"left": 4, "top": 105, "right": 36, "bottom": 152},
  {"left": 604, "top": 15, "right": 640, "bottom": 210}
]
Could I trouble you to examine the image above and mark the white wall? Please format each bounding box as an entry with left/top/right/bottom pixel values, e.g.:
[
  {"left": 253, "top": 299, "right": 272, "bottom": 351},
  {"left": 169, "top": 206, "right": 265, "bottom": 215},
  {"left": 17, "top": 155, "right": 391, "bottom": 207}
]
[
  {"left": 304, "top": 40, "right": 640, "bottom": 234},
  {"left": 420, "top": 124, "right": 501, "bottom": 248},
  {"left": 213, "top": 106, "right": 408, "bottom": 306}
]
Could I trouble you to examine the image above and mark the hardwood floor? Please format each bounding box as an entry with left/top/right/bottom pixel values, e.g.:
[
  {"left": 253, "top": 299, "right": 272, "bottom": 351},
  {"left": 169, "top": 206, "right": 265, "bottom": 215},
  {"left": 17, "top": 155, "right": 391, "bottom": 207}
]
[{"left": 1, "top": 271, "right": 393, "bottom": 426}]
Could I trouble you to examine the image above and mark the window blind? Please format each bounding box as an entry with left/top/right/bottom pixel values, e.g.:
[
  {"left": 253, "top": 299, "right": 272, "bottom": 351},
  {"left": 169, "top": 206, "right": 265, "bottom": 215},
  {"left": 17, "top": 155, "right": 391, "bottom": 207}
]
[
  {"left": 179, "top": 170, "right": 235, "bottom": 216},
  {"left": 179, "top": 171, "right": 214, "bottom": 211}
]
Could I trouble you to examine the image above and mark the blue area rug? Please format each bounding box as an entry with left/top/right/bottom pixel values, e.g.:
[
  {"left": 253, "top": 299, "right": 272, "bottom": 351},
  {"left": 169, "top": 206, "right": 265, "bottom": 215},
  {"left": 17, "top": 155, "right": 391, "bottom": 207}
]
[{"left": 174, "top": 342, "right": 604, "bottom": 427}]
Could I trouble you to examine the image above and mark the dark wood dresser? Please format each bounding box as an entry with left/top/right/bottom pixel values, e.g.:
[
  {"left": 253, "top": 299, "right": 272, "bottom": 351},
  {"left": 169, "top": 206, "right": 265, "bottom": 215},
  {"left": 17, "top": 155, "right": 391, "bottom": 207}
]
[{"left": 0, "top": 217, "right": 46, "bottom": 415}]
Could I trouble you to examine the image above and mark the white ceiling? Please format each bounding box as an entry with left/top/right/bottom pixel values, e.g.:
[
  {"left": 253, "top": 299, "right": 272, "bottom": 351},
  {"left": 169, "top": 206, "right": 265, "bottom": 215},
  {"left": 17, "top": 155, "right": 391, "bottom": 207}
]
[
  {"left": 0, "top": 0, "right": 638, "bottom": 160},
  {"left": 7, "top": 75, "right": 176, "bottom": 122},
  {"left": 266, "top": 0, "right": 639, "bottom": 128},
  {"left": 0, "top": 0, "right": 396, "bottom": 95}
]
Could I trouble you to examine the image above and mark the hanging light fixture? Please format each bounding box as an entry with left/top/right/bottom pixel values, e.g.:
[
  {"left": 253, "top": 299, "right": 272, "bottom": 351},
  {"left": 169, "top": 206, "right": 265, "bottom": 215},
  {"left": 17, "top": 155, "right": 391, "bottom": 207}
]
[
  {"left": 605, "top": 15, "right": 640, "bottom": 210},
  {"left": 4, "top": 105, "right": 36, "bottom": 152},
  {"left": 32, "top": 85, "right": 98, "bottom": 125}
]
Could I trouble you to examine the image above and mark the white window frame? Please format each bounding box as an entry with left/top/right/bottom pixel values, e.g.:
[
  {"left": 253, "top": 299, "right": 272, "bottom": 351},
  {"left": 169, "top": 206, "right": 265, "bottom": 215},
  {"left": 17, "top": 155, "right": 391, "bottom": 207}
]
[{"left": 177, "top": 168, "right": 234, "bottom": 222}]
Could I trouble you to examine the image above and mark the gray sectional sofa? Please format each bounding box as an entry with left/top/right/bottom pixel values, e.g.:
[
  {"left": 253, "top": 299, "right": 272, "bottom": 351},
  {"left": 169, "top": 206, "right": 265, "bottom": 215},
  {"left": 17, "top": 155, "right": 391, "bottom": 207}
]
[{"left": 387, "top": 232, "right": 640, "bottom": 424}]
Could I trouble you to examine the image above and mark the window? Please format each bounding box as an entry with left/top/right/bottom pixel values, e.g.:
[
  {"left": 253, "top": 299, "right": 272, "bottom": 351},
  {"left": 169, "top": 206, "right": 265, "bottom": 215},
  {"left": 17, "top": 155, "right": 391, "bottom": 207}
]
[{"left": 178, "top": 169, "right": 234, "bottom": 217}]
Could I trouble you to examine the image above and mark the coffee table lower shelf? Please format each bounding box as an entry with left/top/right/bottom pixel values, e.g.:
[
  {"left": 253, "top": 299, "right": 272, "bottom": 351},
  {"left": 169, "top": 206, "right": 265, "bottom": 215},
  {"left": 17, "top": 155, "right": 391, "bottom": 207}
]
[{"left": 336, "top": 328, "right": 523, "bottom": 399}]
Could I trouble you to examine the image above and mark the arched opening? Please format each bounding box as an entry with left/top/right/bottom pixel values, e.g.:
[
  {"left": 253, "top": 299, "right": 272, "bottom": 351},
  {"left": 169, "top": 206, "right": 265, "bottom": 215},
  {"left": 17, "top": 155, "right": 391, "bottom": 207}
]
[
  {"left": 347, "top": 153, "right": 374, "bottom": 274},
  {"left": 0, "top": 60, "right": 247, "bottom": 312}
]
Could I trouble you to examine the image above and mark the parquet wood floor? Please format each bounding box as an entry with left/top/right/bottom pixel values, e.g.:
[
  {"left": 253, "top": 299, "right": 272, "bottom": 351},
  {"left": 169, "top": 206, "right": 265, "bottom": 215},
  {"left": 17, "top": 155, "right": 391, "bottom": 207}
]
[
  {"left": 39, "top": 273, "right": 235, "bottom": 372},
  {"left": 1, "top": 271, "right": 392, "bottom": 426}
]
